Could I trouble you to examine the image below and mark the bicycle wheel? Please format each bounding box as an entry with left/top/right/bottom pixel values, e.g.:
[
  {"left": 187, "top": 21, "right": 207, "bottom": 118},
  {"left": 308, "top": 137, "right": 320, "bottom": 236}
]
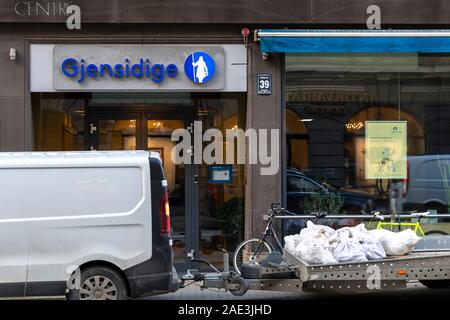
[{"left": 233, "top": 238, "right": 273, "bottom": 275}]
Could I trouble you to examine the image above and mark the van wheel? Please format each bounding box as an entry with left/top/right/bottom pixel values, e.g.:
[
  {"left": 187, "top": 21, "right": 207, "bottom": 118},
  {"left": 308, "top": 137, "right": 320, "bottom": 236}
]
[
  {"left": 420, "top": 280, "right": 450, "bottom": 289},
  {"left": 67, "top": 266, "right": 128, "bottom": 300}
]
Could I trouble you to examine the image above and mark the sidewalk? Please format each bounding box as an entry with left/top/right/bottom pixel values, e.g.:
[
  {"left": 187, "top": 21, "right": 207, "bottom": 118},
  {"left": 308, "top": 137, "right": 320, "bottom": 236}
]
[
  {"left": 143, "top": 281, "right": 304, "bottom": 300},
  {"left": 143, "top": 281, "right": 438, "bottom": 300}
]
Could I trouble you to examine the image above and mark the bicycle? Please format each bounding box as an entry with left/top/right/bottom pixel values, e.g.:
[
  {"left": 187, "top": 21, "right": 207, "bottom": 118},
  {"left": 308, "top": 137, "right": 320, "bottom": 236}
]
[
  {"left": 232, "top": 203, "right": 326, "bottom": 275},
  {"left": 363, "top": 209, "right": 431, "bottom": 236}
]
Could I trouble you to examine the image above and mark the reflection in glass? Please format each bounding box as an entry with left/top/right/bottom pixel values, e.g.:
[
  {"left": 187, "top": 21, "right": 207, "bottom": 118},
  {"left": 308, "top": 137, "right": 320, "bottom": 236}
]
[
  {"left": 286, "top": 109, "right": 309, "bottom": 170},
  {"left": 32, "top": 93, "right": 85, "bottom": 151},
  {"left": 286, "top": 53, "right": 450, "bottom": 236},
  {"left": 197, "top": 94, "right": 246, "bottom": 268},
  {"left": 147, "top": 119, "right": 186, "bottom": 265},
  {"left": 98, "top": 120, "right": 136, "bottom": 150}
]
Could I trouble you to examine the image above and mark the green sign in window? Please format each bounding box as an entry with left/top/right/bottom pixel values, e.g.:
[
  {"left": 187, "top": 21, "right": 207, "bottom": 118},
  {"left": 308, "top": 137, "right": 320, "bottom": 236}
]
[{"left": 365, "top": 121, "right": 407, "bottom": 179}]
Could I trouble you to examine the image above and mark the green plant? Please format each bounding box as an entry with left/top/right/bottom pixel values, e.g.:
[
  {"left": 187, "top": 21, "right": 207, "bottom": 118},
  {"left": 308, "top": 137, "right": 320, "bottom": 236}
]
[
  {"left": 303, "top": 192, "right": 345, "bottom": 215},
  {"left": 218, "top": 197, "right": 245, "bottom": 250}
]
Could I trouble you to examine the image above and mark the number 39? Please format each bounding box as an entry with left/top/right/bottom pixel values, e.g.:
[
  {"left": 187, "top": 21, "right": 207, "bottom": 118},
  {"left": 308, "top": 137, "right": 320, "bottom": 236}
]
[{"left": 259, "top": 80, "right": 270, "bottom": 89}]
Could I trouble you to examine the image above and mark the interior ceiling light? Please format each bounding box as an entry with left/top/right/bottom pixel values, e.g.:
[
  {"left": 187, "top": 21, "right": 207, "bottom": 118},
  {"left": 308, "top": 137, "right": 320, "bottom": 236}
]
[{"left": 346, "top": 121, "right": 364, "bottom": 131}]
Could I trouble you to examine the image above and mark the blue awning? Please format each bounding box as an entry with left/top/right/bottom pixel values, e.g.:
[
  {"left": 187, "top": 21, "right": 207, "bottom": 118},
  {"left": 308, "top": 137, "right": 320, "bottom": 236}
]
[{"left": 258, "top": 30, "right": 450, "bottom": 53}]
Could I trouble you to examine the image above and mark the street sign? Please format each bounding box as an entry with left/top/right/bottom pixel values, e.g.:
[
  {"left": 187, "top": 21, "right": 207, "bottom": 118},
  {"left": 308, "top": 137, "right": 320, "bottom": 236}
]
[{"left": 257, "top": 73, "right": 272, "bottom": 95}]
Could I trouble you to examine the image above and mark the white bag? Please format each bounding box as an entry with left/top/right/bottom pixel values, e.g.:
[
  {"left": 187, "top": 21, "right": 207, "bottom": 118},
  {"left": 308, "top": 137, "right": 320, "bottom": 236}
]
[
  {"left": 350, "top": 223, "right": 371, "bottom": 239},
  {"left": 369, "top": 228, "right": 421, "bottom": 256},
  {"left": 360, "top": 238, "right": 386, "bottom": 260},
  {"left": 333, "top": 237, "right": 368, "bottom": 263},
  {"left": 348, "top": 224, "right": 386, "bottom": 260},
  {"left": 284, "top": 234, "right": 302, "bottom": 253},
  {"left": 295, "top": 239, "right": 337, "bottom": 265},
  {"left": 298, "top": 221, "right": 335, "bottom": 242}
]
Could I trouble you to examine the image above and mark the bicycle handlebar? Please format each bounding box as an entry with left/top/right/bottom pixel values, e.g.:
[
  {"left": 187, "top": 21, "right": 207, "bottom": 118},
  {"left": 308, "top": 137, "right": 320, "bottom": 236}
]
[
  {"left": 360, "top": 209, "right": 431, "bottom": 221},
  {"left": 270, "top": 202, "right": 327, "bottom": 219}
]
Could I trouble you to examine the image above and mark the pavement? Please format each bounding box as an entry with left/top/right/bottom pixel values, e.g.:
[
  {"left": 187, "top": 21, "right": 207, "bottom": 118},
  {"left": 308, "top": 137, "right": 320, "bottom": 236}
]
[
  {"left": 2, "top": 280, "right": 449, "bottom": 300},
  {"left": 142, "top": 281, "right": 450, "bottom": 300}
]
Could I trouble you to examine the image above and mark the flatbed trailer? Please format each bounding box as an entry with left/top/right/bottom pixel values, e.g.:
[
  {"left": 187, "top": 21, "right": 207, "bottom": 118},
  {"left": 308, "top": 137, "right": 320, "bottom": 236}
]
[
  {"left": 183, "top": 249, "right": 450, "bottom": 295},
  {"left": 282, "top": 249, "right": 450, "bottom": 293},
  {"left": 181, "top": 212, "right": 450, "bottom": 295}
]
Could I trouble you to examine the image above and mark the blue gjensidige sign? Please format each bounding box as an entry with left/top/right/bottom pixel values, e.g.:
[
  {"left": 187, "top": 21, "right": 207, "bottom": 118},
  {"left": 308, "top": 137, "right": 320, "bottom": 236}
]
[
  {"left": 53, "top": 45, "right": 227, "bottom": 91},
  {"left": 60, "top": 51, "right": 216, "bottom": 85},
  {"left": 61, "top": 57, "right": 179, "bottom": 84}
]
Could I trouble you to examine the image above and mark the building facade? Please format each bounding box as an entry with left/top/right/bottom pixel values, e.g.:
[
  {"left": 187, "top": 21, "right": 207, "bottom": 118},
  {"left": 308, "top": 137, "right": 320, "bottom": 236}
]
[{"left": 2, "top": 0, "right": 450, "bottom": 269}]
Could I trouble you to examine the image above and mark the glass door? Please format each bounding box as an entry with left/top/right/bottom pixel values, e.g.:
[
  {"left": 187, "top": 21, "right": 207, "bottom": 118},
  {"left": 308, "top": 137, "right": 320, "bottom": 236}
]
[
  {"left": 88, "top": 114, "right": 141, "bottom": 151},
  {"left": 88, "top": 110, "right": 194, "bottom": 271},
  {"left": 145, "top": 113, "right": 194, "bottom": 271}
]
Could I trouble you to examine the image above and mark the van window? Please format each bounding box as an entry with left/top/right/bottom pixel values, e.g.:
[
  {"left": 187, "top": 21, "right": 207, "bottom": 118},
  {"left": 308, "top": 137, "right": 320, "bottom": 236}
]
[
  {"left": 418, "top": 160, "right": 450, "bottom": 181},
  {"left": 287, "top": 176, "right": 323, "bottom": 193},
  {"left": 0, "top": 167, "right": 143, "bottom": 220}
]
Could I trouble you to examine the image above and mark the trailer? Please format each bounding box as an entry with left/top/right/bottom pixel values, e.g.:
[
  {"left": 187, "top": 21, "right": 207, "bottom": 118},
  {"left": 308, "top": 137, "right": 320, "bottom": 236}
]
[
  {"left": 180, "top": 211, "right": 450, "bottom": 295},
  {"left": 181, "top": 249, "right": 450, "bottom": 295}
]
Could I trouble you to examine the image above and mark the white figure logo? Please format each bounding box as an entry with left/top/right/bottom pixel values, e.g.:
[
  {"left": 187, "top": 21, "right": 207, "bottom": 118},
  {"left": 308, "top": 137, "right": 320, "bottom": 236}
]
[{"left": 192, "top": 55, "right": 209, "bottom": 83}]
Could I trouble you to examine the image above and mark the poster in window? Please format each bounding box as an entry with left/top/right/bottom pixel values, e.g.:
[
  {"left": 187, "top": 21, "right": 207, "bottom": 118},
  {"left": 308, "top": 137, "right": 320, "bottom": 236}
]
[
  {"left": 209, "top": 165, "right": 233, "bottom": 183},
  {"left": 365, "top": 121, "right": 407, "bottom": 179}
]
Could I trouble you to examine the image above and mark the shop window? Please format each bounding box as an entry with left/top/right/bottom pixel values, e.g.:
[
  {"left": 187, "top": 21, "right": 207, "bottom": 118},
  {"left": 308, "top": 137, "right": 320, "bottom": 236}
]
[
  {"left": 196, "top": 93, "right": 247, "bottom": 266},
  {"left": 286, "top": 52, "right": 450, "bottom": 223},
  {"left": 32, "top": 93, "right": 85, "bottom": 151},
  {"left": 286, "top": 109, "right": 309, "bottom": 171},
  {"left": 147, "top": 119, "right": 185, "bottom": 195},
  {"left": 98, "top": 120, "right": 136, "bottom": 150}
]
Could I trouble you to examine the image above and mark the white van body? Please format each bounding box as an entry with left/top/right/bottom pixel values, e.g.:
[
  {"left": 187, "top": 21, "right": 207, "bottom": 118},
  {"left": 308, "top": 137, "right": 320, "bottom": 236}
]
[
  {"left": 393, "top": 154, "right": 450, "bottom": 213},
  {"left": 0, "top": 151, "right": 177, "bottom": 299}
]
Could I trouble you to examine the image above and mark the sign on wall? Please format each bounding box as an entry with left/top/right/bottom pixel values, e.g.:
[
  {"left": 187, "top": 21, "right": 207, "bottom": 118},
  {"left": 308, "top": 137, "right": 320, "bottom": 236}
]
[
  {"left": 365, "top": 121, "right": 407, "bottom": 179},
  {"left": 54, "top": 45, "right": 224, "bottom": 91},
  {"left": 30, "top": 44, "right": 247, "bottom": 92},
  {"left": 257, "top": 73, "right": 272, "bottom": 95}
]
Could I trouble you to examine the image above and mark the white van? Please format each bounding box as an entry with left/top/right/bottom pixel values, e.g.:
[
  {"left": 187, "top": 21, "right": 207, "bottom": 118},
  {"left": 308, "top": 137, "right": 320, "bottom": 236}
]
[
  {"left": 393, "top": 155, "right": 450, "bottom": 214},
  {"left": 0, "top": 151, "right": 178, "bottom": 300}
]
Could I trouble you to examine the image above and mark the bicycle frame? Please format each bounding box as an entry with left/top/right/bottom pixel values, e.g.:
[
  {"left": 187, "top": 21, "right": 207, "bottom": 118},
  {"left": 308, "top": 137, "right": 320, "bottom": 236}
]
[
  {"left": 376, "top": 221, "right": 426, "bottom": 236},
  {"left": 257, "top": 207, "right": 330, "bottom": 254},
  {"left": 255, "top": 211, "right": 283, "bottom": 254}
]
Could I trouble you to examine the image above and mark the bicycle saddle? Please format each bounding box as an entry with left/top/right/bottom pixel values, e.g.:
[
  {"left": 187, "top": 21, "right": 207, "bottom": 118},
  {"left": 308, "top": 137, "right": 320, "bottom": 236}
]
[{"left": 411, "top": 211, "right": 430, "bottom": 217}]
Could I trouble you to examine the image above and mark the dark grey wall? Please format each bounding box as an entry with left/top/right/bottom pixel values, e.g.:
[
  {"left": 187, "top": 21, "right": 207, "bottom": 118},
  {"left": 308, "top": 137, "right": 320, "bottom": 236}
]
[
  {"left": 2, "top": 0, "right": 450, "bottom": 25},
  {"left": 0, "top": 38, "right": 25, "bottom": 151},
  {"left": 245, "top": 42, "right": 284, "bottom": 237}
]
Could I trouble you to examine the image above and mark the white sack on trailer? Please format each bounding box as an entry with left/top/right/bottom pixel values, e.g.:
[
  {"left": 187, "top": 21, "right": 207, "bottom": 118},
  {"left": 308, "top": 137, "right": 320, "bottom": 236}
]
[
  {"left": 369, "top": 228, "right": 421, "bottom": 256},
  {"left": 284, "top": 221, "right": 420, "bottom": 265}
]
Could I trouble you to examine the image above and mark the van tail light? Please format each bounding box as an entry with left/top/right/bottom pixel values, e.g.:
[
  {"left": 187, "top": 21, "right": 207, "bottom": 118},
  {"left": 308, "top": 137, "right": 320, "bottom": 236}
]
[
  {"left": 403, "top": 161, "right": 409, "bottom": 197},
  {"left": 160, "top": 191, "right": 171, "bottom": 235}
]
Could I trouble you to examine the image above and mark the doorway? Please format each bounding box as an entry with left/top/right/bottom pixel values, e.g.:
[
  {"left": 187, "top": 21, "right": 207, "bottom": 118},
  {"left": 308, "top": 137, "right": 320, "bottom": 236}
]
[
  {"left": 32, "top": 92, "right": 247, "bottom": 272},
  {"left": 87, "top": 107, "right": 196, "bottom": 270}
]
